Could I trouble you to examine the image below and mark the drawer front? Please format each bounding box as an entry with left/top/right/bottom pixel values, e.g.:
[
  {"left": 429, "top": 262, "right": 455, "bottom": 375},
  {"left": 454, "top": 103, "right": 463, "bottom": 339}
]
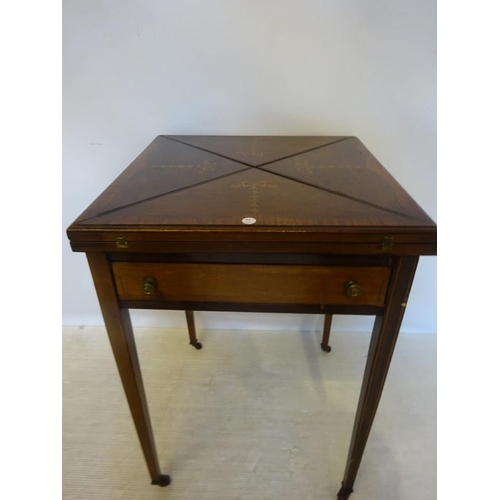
[{"left": 112, "top": 262, "right": 390, "bottom": 306}]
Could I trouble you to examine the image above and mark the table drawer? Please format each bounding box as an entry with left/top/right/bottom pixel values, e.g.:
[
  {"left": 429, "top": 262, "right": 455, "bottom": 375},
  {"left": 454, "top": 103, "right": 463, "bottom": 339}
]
[{"left": 112, "top": 262, "right": 390, "bottom": 306}]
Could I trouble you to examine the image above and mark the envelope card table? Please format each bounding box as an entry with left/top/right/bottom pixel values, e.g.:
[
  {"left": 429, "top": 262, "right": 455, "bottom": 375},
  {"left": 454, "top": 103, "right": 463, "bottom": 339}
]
[{"left": 67, "top": 135, "right": 437, "bottom": 498}]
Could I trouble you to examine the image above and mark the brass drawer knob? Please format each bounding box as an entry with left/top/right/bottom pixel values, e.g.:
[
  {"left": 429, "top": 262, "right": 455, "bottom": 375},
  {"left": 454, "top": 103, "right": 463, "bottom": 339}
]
[
  {"left": 142, "top": 277, "right": 157, "bottom": 295},
  {"left": 344, "top": 280, "right": 361, "bottom": 298}
]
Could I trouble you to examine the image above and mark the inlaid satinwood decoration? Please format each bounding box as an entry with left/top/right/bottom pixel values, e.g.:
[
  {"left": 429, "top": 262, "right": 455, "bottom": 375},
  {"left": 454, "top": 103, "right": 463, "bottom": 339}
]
[
  {"left": 151, "top": 160, "right": 216, "bottom": 174},
  {"left": 73, "top": 135, "right": 435, "bottom": 228},
  {"left": 231, "top": 180, "right": 276, "bottom": 217},
  {"left": 166, "top": 135, "right": 341, "bottom": 166},
  {"left": 294, "top": 159, "right": 359, "bottom": 174},
  {"left": 236, "top": 142, "right": 272, "bottom": 159}
]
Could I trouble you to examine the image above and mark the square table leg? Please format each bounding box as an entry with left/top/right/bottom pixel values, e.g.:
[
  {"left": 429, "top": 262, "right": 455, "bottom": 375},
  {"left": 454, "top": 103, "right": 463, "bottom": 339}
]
[
  {"left": 337, "top": 256, "right": 419, "bottom": 499},
  {"left": 86, "top": 253, "right": 170, "bottom": 487}
]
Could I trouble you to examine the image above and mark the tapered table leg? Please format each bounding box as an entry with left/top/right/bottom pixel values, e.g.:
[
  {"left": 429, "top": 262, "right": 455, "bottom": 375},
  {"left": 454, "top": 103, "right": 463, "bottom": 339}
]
[
  {"left": 321, "top": 314, "right": 333, "bottom": 352},
  {"left": 87, "top": 253, "right": 170, "bottom": 487},
  {"left": 337, "top": 256, "right": 419, "bottom": 499},
  {"left": 185, "top": 310, "right": 202, "bottom": 349}
]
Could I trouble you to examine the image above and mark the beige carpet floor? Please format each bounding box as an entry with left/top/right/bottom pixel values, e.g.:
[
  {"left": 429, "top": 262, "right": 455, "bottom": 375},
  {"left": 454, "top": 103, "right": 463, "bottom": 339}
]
[{"left": 62, "top": 326, "right": 436, "bottom": 500}]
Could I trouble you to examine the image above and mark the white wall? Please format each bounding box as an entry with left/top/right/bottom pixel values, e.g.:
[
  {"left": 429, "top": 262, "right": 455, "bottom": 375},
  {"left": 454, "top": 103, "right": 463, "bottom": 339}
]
[{"left": 63, "top": 0, "right": 436, "bottom": 333}]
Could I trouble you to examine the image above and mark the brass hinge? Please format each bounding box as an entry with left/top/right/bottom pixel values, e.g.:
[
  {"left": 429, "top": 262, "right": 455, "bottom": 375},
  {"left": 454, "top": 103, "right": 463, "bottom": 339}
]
[
  {"left": 115, "top": 236, "right": 129, "bottom": 249},
  {"left": 381, "top": 236, "right": 394, "bottom": 251}
]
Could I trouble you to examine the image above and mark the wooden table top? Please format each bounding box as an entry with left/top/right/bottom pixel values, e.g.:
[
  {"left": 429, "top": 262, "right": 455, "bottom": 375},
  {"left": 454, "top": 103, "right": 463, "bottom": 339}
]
[{"left": 67, "top": 136, "right": 436, "bottom": 255}]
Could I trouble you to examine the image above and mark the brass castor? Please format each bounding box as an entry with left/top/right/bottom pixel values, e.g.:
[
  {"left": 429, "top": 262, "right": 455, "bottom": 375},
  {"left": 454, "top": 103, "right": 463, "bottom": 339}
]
[
  {"left": 152, "top": 474, "right": 171, "bottom": 487},
  {"left": 337, "top": 483, "right": 353, "bottom": 499},
  {"left": 321, "top": 343, "right": 332, "bottom": 353},
  {"left": 191, "top": 341, "right": 203, "bottom": 350}
]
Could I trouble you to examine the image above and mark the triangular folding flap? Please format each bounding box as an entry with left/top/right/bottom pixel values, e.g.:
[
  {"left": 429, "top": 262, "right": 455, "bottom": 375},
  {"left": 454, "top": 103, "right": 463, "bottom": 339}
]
[
  {"left": 164, "top": 135, "right": 346, "bottom": 167},
  {"left": 75, "top": 136, "right": 249, "bottom": 222},
  {"left": 80, "top": 168, "right": 424, "bottom": 227}
]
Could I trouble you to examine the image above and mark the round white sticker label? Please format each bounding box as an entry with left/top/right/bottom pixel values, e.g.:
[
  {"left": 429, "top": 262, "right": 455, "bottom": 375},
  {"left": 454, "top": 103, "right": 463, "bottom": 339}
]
[{"left": 242, "top": 217, "right": 256, "bottom": 225}]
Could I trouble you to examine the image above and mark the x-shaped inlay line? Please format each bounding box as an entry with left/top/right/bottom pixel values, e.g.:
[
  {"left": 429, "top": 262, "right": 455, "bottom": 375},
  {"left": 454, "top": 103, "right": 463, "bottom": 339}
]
[
  {"left": 294, "top": 159, "right": 358, "bottom": 175},
  {"left": 77, "top": 136, "right": 412, "bottom": 223}
]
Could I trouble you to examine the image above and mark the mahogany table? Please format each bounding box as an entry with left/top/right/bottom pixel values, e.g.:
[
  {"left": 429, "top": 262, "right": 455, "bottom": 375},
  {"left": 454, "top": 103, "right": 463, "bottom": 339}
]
[{"left": 67, "top": 135, "right": 437, "bottom": 499}]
